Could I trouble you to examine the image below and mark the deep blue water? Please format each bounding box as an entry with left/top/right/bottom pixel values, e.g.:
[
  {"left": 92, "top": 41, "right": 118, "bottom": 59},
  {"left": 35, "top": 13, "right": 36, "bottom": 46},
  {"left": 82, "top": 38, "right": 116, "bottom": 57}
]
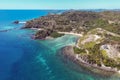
[{"left": 0, "top": 10, "right": 120, "bottom": 80}]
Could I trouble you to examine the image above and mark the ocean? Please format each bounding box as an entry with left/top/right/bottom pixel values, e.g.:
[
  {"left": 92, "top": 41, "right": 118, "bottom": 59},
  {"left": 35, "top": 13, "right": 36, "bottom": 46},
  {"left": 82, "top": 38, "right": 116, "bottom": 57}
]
[{"left": 0, "top": 10, "right": 120, "bottom": 80}]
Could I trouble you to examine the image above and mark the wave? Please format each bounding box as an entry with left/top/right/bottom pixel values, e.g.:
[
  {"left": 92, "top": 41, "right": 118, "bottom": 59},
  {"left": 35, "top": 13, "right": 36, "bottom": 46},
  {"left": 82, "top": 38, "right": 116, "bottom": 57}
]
[{"left": 19, "top": 22, "right": 26, "bottom": 24}]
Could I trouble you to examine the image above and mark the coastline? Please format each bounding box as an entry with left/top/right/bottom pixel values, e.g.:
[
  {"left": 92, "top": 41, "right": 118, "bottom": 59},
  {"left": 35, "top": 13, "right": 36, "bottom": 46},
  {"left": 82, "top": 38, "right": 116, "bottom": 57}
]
[
  {"left": 29, "top": 27, "right": 83, "bottom": 40},
  {"left": 60, "top": 46, "right": 120, "bottom": 76}
]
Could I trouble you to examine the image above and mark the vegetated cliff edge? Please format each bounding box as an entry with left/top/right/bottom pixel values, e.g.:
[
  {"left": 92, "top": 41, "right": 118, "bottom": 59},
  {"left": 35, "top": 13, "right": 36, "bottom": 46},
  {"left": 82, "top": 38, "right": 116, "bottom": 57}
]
[{"left": 23, "top": 10, "right": 120, "bottom": 75}]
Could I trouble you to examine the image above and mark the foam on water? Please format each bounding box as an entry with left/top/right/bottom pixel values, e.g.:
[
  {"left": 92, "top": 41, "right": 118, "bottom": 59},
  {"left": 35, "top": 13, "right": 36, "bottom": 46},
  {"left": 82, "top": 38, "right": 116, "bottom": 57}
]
[{"left": 37, "top": 35, "right": 78, "bottom": 53}]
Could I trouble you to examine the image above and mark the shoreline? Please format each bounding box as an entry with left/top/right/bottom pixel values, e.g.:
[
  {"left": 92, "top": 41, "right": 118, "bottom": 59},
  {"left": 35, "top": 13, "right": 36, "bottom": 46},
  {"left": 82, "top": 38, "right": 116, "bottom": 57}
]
[
  {"left": 29, "top": 28, "right": 83, "bottom": 40},
  {"left": 30, "top": 28, "right": 83, "bottom": 37},
  {"left": 60, "top": 46, "right": 120, "bottom": 76},
  {"left": 58, "top": 31, "right": 83, "bottom": 37}
]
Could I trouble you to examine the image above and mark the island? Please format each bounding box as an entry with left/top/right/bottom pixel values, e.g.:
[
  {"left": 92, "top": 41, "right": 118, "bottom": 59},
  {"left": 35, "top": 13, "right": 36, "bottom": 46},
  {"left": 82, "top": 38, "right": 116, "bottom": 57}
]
[{"left": 23, "top": 10, "right": 120, "bottom": 75}]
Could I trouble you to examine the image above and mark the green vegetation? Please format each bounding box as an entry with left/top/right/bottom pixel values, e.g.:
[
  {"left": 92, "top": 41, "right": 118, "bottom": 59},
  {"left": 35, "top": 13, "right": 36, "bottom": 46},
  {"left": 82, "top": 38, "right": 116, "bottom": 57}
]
[
  {"left": 73, "top": 47, "right": 86, "bottom": 54},
  {"left": 84, "top": 42, "right": 96, "bottom": 49},
  {"left": 101, "top": 50, "right": 108, "bottom": 58},
  {"left": 83, "top": 43, "right": 120, "bottom": 69},
  {"left": 108, "top": 36, "right": 120, "bottom": 42},
  {"left": 103, "top": 24, "right": 120, "bottom": 35},
  {"left": 77, "top": 33, "right": 120, "bottom": 69},
  {"left": 76, "top": 25, "right": 120, "bottom": 69},
  {"left": 103, "top": 58, "right": 116, "bottom": 68},
  {"left": 87, "top": 44, "right": 102, "bottom": 66},
  {"left": 50, "top": 32, "right": 64, "bottom": 38},
  {"left": 85, "top": 43, "right": 120, "bottom": 69}
]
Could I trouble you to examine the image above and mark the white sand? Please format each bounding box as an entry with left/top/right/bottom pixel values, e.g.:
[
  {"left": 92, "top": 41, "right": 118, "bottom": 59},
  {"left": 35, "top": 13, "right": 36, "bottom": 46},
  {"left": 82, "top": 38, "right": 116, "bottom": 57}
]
[{"left": 58, "top": 32, "right": 83, "bottom": 37}]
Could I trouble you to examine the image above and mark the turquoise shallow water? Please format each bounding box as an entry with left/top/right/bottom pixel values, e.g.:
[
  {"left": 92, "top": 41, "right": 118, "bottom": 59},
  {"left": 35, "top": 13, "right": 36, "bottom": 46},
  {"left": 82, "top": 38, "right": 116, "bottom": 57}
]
[{"left": 0, "top": 10, "right": 120, "bottom": 80}]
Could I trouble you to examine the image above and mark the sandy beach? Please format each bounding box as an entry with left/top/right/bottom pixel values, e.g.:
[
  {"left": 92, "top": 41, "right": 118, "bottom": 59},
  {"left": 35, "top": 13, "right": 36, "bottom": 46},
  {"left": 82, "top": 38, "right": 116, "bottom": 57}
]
[{"left": 58, "top": 32, "right": 83, "bottom": 37}]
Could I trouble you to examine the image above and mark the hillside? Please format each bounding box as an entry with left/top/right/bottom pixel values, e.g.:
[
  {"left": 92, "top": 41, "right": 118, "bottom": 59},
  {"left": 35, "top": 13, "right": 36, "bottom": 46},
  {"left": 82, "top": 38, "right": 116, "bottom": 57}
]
[{"left": 24, "top": 10, "right": 120, "bottom": 39}]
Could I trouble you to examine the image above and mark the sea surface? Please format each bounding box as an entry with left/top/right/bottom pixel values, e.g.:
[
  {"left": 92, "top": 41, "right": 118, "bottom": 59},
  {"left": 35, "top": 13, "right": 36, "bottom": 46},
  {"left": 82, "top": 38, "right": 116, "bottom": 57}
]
[{"left": 0, "top": 10, "right": 120, "bottom": 80}]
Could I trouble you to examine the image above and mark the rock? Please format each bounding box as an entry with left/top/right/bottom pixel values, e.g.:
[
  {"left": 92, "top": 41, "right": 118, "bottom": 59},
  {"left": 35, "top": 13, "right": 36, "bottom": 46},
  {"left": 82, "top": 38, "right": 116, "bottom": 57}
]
[
  {"left": 34, "top": 29, "right": 53, "bottom": 39},
  {"left": 13, "top": 20, "right": 19, "bottom": 24}
]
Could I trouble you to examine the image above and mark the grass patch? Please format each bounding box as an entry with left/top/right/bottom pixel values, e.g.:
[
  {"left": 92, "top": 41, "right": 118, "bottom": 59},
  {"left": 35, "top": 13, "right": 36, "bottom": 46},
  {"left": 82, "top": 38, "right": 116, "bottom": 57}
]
[
  {"left": 109, "top": 36, "right": 120, "bottom": 42},
  {"left": 84, "top": 42, "right": 96, "bottom": 49},
  {"left": 101, "top": 50, "right": 108, "bottom": 58},
  {"left": 73, "top": 47, "right": 86, "bottom": 54}
]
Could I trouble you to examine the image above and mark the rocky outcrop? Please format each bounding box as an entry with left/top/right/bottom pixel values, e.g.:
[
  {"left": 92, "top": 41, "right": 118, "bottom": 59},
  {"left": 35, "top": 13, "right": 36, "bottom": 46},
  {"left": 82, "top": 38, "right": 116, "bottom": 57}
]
[
  {"left": 34, "top": 29, "right": 64, "bottom": 39},
  {"left": 34, "top": 29, "right": 53, "bottom": 39},
  {"left": 13, "top": 20, "right": 19, "bottom": 24}
]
